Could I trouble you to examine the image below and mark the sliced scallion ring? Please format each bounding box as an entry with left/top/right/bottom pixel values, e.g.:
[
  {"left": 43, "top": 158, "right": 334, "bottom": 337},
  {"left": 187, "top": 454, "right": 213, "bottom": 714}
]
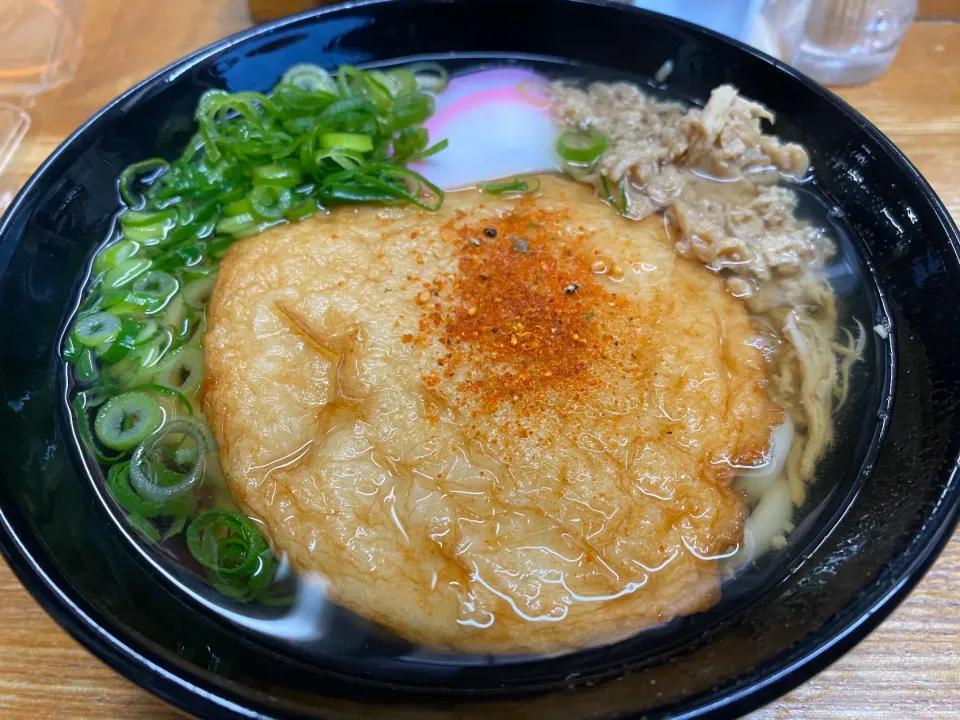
[
  {"left": 121, "top": 207, "right": 177, "bottom": 228},
  {"left": 131, "top": 328, "right": 174, "bottom": 370},
  {"left": 98, "top": 318, "right": 144, "bottom": 363},
  {"left": 94, "top": 391, "right": 165, "bottom": 451},
  {"left": 76, "top": 347, "right": 100, "bottom": 384},
  {"left": 406, "top": 62, "right": 449, "bottom": 93},
  {"left": 103, "top": 258, "right": 152, "bottom": 290},
  {"left": 93, "top": 240, "right": 140, "bottom": 275},
  {"left": 252, "top": 163, "right": 304, "bottom": 189},
  {"left": 319, "top": 132, "right": 374, "bottom": 153},
  {"left": 556, "top": 128, "right": 607, "bottom": 165},
  {"left": 182, "top": 276, "right": 217, "bottom": 308},
  {"left": 186, "top": 509, "right": 277, "bottom": 601},
  {"left": 478, "top": 176, "right": 541, "bottom": 195},
  {"left": 249, "top": 185, "right": 294, "bottom": 220},
  {"left": 74, "top": 312, "right": 122, "bottom": 347},
  {"left": 118, "top": 158, "right": 168, "bottom": 207},
  {"left": 281, "top": 63, "right": 337, "bottom": 93},
  {"left": 132, "top": 270, "right": 179, "bottom": 307},
  {"left": 186, "top": 509, "right": 268, "bottom": 576},
  {"left": 133, "top": 319, "right": 159, "bottom": 347},
  {"left": 128, "top": 416, "right": 214, "bottom": 502},
  {"left": 152, "top": 345, "right": 204, "bottom": 397},
  {"left": 108, "top": 462, "right": 166, "bottom": 518}
]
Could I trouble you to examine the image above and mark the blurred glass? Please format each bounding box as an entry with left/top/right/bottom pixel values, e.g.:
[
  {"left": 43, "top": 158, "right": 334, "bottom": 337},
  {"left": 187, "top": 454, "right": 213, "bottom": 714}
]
[
  {"left": 0, "top": 0, "right": 84, "bottom": 211},
  {"left": 763, "top": 0, "right": 916, "bottom": 85},
  {"left": 0, "top": 0, "right": 84, "bottom": 96}
]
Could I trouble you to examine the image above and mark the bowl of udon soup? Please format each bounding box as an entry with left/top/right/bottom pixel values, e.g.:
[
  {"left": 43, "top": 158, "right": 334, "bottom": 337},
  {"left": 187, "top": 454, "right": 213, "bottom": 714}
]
[{"left": 1, "top": 0, "right": 958, "bottom": 717}]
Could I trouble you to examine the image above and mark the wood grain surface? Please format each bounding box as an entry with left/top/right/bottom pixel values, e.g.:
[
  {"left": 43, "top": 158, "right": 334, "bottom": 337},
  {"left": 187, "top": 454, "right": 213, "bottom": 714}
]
[{"left": 1, "top": 2, "right": 958, "bottom": 718}]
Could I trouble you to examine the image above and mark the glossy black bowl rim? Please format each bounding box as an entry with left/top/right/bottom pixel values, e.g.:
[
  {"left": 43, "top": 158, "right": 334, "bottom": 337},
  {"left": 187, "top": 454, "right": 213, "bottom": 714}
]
[{"left": 1, "top": 1, "right": 958, "bottom": 718}]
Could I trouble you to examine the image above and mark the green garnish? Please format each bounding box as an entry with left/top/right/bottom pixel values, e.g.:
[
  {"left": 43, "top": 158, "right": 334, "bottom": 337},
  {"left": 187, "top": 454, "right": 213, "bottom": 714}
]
[
  {"left": 73, "top": 312, "right": 121, "bottom": 347},
  {"left": 65, "top": 61, "right": 452, "bottom": 605},
  {"left": 479, "top": 176, "right": 541, "bottom": 195},
  {"left": 98, "top": 318, "right": 144, "bottom": 363},
  {"left": 93, "top": 391, "right": 164, "bottom": 451},
  {"left": 600, "top": 175, "right": 630, "bottom": 217},
  {"left": 556, "top": 128, "right": 607, "bottom": 165},
  {"left": 72, "top": 393, "right": 124, "bottom": 465},
  {"left": 120, "top": 62, "right": 448, "bottom": 234},
  {"left": 187, "top": 510, "right": 277, "bottom": 601}
]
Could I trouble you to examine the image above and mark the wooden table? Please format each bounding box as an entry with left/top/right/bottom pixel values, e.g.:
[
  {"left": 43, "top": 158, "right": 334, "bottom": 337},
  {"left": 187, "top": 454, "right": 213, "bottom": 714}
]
[{"left": 1, "top": 2, "right": 958, "bottom": 718}]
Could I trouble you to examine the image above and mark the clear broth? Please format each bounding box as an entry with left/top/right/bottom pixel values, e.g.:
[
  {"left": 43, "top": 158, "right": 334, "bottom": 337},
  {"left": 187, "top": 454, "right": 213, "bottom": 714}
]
[{"left": 66, "top": 56, "right": 891, "bottom": 684}]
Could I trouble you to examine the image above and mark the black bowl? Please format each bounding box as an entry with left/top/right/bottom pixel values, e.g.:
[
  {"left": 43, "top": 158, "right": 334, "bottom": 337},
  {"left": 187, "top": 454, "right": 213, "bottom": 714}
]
[{"left": 1, "top": 1, "right": 958, "bottom": 717}]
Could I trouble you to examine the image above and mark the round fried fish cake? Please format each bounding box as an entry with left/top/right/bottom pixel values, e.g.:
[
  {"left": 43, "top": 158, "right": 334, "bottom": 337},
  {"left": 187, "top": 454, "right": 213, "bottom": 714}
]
[{"left": 203, "top": 175, "right": 779, "bottom": 654}]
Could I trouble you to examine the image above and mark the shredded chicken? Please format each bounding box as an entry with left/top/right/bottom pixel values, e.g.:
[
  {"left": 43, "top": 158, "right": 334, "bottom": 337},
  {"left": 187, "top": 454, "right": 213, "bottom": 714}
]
[{"left": 552, "top": 80, "right": 861, "bottom": 504}]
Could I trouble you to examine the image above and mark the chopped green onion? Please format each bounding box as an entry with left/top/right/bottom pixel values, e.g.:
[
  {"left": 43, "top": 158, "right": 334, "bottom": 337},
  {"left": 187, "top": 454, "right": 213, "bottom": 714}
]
[
  {"left": 222, "top": 197, "right": 253, "bottom": 218},
  {"left": 67, "top": 60, "right": 452, "bottom": 605},
  {"left": 187, "top": 509, "right": 267, "bottom": 576},
  {"left": 151, "top": 346, "right": 204, "bottom": 397},
  {"left": 94, "top": 391, "right": 165, "bottom": 451},
  {"left": 133, "top": 320, "right": 159, "bottom": 347},
  {"left": 386, "top": 68, "right": 418, "bottom": 96},
  {"left": 99, "top": 318, "right": 144, "bottom": 363},
  {"left": 207, "top": 237, "right": 236, "bottom": 258},
  {"left": 479, "top": 176, "right": 541, "bottom": 195},
  {"left": 390, "top": 92, "right": 434, "bottom": 129},
  {"left": 121, "top": 208, "right": 177, "bottom": 228},
  {"left": 63, "top": 334, "right": 81, "bottom": 364},
  {"left": 408, "top": 138, "right": 448, "bottom": 163},
  {"left": 319, "top": 132, "right": 374, "bottom": 153},
  {"left": 126, "top": 512, "right": 161, "bottom": 544},
  {"left": 108, "top": 462, "right": 166, "bottom": 518},
  {"left": 321, "top": 164, "right": 444, "bottom": 211},
  {"left": 102, "top": 258, "right": 152, "bottom": 290},
  {"left": 181, "top": 263, "right": 216, "bottom": 282},
  {"left": 285, "top": 199, "right": 321, "bottom": 222},
  {"left": 216, "top": 214, "right": 255, "bottom": 236},
  {"left": 557, "top": 129, "right": 607, "bottom": 165},
  {"left": 74, "top": 312, "right": 121, "bottom": 347},
  {"left": 78, "top": 387, "right": 113, "bottom": 409},
  {"left": 75, "top": 347, "right": 100, "bottom": 384},
  {"left": 132, "top": 270, "right": 179, "bottom": 307},
  {"left": 249, "top": 185, "right": 294, "bottom": 220},
  {"left": 73, "top": 394, "right": 124, "bottom": 464},
  {"left": 127, "top": 382, "right": 194, "bottom": 416},
  {"left": 281, "top": 63, "right": 337, "bottom": 93},
  {"left": 152, "top": 244, "right": 205, "bottom": 273},
  {"left": 406, "top": 62, "right": 450, "bottom": 93},
  {"left": 182, "top": 277, "right": 216, "bottom": 308},
  {"left": 128, "top": 416, "right": 213, "bottom": 503},
  {"left": 600, "top": 175, "right": 630, "bottom": 217},
  {"left": 118, "top": 159, "right": 168, "bottom": 207},
  {"left": 121, "top": 222, "right": 174, "bottom": 245},
  {"left": 252, "top": 163, "right": 304, "bottom": 189},
  {"left": 186, "top": 509, "right": 277, "bottom": 601},
  {"left": 128, "top": 328, "right": 173, "bottom": 371},
  {"left": 101, "top": 290, "right": 164, "bottom": 314},
  {"left": 94, "top": 240, "right": 140, "bottom": 275}
]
